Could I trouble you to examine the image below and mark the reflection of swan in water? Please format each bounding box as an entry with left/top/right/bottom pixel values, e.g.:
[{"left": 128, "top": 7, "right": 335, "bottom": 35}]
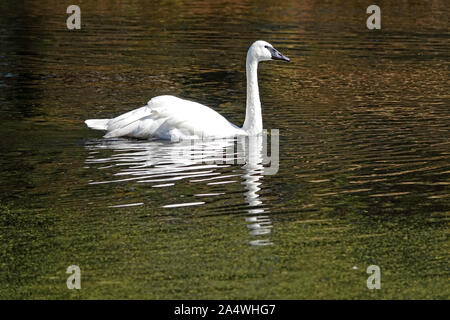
[
  {"left": 240, "top": 135, "right": 273, "bottom": 246},
  {"left": 85, "top": 135, "right": 273, "bottom": 246}
]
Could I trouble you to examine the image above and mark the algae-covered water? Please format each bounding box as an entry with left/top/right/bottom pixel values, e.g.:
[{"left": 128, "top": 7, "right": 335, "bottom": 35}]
[{"left": 0, "top": 0, "right": 448, "bottom": 299}]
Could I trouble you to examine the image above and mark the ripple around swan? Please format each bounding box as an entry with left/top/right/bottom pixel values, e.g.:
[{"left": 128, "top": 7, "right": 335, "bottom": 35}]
[{"left": 85, "top": 136, "right": 276, "bottom": 246}]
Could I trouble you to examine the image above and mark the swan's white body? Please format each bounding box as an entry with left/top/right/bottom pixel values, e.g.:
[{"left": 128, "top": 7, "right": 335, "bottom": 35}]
[
  {"left": 85, "top": 40, "right": 289, "bottom": 140},
  {"left": 86, "top": 95, "right": 245, "bottom": 140}
]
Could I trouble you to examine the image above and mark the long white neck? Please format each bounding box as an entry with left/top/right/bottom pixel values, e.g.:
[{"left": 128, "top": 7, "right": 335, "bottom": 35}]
[{"left": 242, "top": 53, "right": 262, "bottom": 135}]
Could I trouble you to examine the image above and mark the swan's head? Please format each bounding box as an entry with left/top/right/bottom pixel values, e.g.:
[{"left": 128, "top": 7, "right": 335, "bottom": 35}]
[{"left": 248, "top": 40, "right": 290, "bottom": 63}]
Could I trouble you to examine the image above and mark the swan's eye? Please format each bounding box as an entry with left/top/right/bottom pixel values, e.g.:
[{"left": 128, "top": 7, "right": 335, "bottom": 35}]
[{"left": 264, "top": 45, "right": 274, "bottom": 54}]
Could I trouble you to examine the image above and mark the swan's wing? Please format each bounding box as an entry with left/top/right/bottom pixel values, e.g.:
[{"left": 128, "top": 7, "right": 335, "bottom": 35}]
[
  {"left": 103, "top": 95, "right": 243, "bottom": 139},
  {"left": 104, "top": 114, "right": 169, "bottom": 139},
  {"left": 106, "top": 106, "right": 151, "bottom": 132}
]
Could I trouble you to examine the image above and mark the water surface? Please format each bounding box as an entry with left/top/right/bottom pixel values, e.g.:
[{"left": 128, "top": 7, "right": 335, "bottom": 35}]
[{"left": 0, "top": 0, "right": 448, "bottom": 299}]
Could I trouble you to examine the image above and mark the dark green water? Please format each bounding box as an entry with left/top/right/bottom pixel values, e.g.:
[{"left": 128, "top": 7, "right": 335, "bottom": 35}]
[{"left": 0, "top": 1, "right": 448, "bottom": 299}]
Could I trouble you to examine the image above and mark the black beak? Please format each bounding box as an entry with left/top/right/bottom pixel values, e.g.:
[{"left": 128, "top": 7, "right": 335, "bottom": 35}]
[{"left": 265, "top": 45, "right": 290, "bottom": 62}]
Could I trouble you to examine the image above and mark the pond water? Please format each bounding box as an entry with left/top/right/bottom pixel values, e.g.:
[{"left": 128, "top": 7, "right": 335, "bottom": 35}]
[{"left": 0, "top": 0, "right": 448, "bottom": 299}]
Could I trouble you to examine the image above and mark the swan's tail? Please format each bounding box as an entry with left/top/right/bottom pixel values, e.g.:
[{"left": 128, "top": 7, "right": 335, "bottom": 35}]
[{"left": 85, "top": 119, "right": 109, "bottom": 131}]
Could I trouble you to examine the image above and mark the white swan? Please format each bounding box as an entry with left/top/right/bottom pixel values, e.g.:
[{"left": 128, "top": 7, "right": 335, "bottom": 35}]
[{"left": 85, "top": 40, "right": 289, "bottom": 140}]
